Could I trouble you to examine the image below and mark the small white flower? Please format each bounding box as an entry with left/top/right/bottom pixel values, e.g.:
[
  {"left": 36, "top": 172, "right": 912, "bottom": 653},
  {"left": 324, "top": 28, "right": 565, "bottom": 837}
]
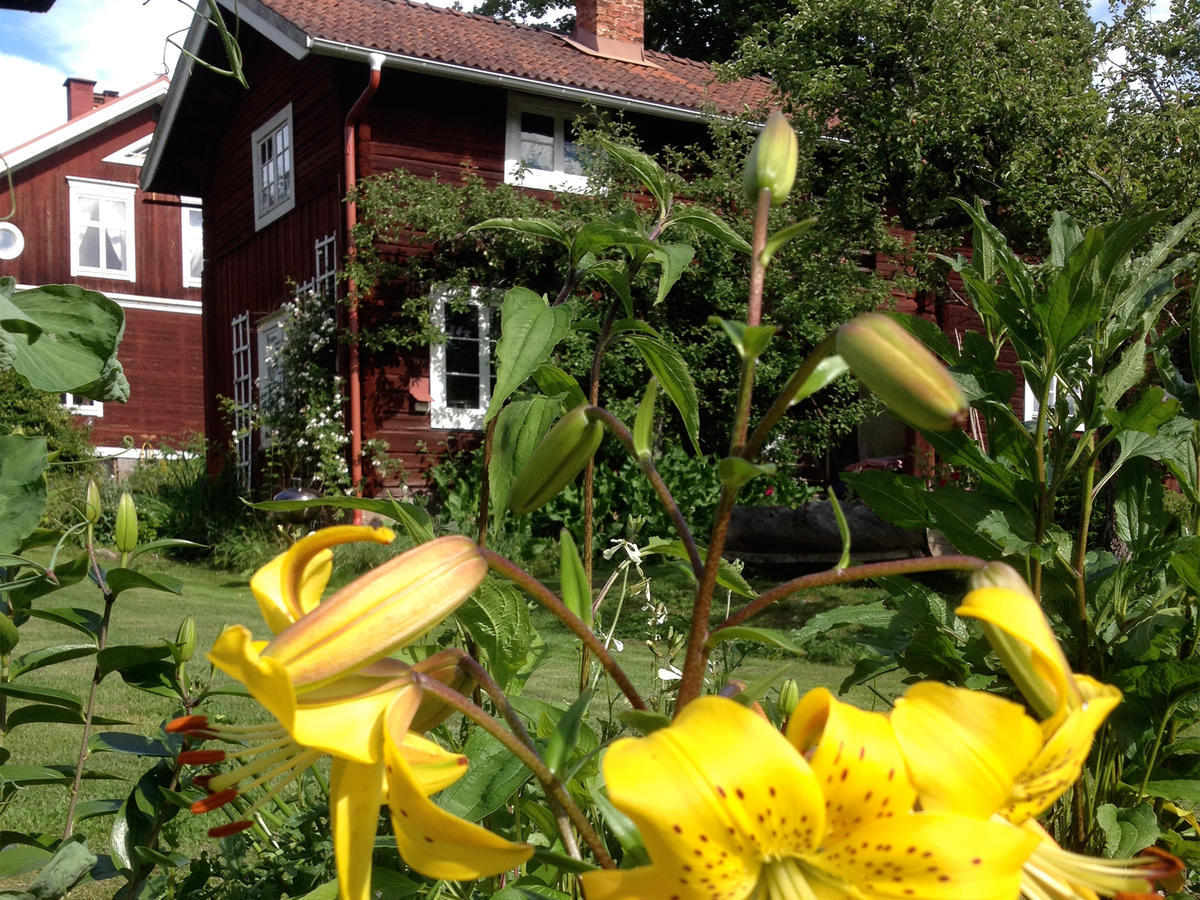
[{"left": 657, "top": 664, "right": 682, "bottom": 682}]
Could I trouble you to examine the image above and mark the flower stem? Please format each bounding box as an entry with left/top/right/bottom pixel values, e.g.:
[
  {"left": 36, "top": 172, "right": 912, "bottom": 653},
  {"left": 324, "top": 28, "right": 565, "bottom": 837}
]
[
  {"left": 412, "top": 673, "right": 614, "bottom": 868},
  {"left": 483, "top": 549, "right": 646, "bottom": 711}
]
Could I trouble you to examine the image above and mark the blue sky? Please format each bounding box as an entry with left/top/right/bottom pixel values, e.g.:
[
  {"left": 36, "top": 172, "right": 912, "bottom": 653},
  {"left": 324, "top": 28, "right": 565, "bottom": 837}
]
[{"left": 0, "top": 0, "right": 468, "bottom": 151}]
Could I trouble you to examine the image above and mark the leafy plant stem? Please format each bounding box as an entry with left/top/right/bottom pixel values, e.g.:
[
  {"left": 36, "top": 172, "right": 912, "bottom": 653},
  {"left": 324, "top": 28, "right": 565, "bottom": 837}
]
[
  {"left": 1135, "top": 704, "right": 1174, "bottom": 805},
  {"left": 412, "top": 672, "right": 614, "bottom": 867},
  {"left": 720, "top": 554, "right": 988, "bottom": 631},
  {"left": 482, "top": 548, "right": 646, "bottom": 710},
  {"left": 1073, "top": 436, "right": 1097, "bottom": 671},
  {"left": 744, "top": 331, "right": 839, "bottom": 459},
  {"left": 747, "top": 188, "right": 770, "bottom": 327},
  {"left": 1031, "top": 357, "right": 1055, "bottom": 598}
]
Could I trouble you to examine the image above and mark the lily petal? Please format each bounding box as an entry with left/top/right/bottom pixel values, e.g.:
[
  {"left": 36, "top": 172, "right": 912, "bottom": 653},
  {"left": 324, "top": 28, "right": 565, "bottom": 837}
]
[
  {"left": 957, "top": 586, "right": 1079, "bottom": 724},
  {"left": 892, "top": 682, "right": 1042, "bottom": 819},
  {"left": 251, "top": 526, "right": 395, "bottom": 631},
  {"left": 383, "top": 696, "right": 532, "bottom": 880},
  {"left": 586, "top": 696, "right": 827, "bottom": 899},
  {"left": 330, "top": 757, "right": 385, "bottom": 900},
  {"left": 398, "top": 733, "right": 470, "bottom": 795},
  {"left": 787, "top": 688, "right": 917, "bottom": 844}
]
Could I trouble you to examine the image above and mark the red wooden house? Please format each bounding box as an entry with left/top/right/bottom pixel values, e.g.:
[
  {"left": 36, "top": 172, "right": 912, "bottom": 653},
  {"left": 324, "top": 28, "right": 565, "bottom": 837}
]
[
  {"left": 1, "top": 77, "right": 206, "bottom": 461},
  {"left": 139, "top": 0, "right": 774, "bottom": 495}
]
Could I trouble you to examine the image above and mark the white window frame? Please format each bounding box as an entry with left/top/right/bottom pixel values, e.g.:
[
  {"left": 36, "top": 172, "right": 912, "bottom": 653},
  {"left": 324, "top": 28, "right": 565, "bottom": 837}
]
[
  {"left": 256, "top": 306, "right": 288, "bottom": 444},
  {"left": 430, "top": 286, "right": 496, "bottom": 431},
  {"left": 504, "top": 94, "right": 590, "bottom": 194},
  {"left": 101, "top": 133, "right": 154, "bottom": 168},
  {"left": 251, "top": 103, "right": 295, "bottom": 230},
  {"left": 1023, "top": 374, "right": 1084, "bottom": 431},
  {"left": 67, "top": 176, "right": 136, "bottom": 281},
  {"left": 231, "top": 312, "right": 253, "bottom": 492},
  {"left": 62, "top": 393, "right": 103, "bottom": 417},
  {"left": 182, "top": 202, "right": 203, "bottom": 288}
]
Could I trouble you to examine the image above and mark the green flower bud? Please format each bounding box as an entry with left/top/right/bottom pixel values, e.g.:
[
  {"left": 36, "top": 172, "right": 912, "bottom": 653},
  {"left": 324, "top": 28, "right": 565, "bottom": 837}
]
[
  {"left": 115, "top": 492, "right": 138, "bottom": 554},
  {"left": 778, "top": 678, "right": 800, "bottom": 717},
  {"left": 509, "top": 405, "right": 604, "bottom": 515},
  {"left": 968, "top": 561, "right": 1034, "bottom": 598},
  {"left": 743, "top": 111, "right": 799, "bottom": 207},
  {"left": 84, "top": 479, "right": 102, "bottom": 525},
  {"left": 174, "top": 615, "right": 197, "bottom": 664},
  {"left": 835, "top": 313, "right": 968, "bottom": 432}
]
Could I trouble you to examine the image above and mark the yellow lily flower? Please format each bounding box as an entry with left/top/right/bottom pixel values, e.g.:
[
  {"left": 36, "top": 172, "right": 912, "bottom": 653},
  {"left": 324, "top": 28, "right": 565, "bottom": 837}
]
[
  {"left": 581, "top": 692, "right": 1037, "bottom": 900},
  {"left": 170, "top": 526, "right": 532, "bottom": 900}
]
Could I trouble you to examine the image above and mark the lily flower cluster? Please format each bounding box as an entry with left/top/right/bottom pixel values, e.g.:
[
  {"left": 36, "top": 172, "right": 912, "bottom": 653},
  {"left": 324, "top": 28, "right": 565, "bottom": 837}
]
[
  {"left": 169, "top": 526, "right": 531, "bottom": 900},
  {"left": 583, "top": 562, "right": 1180, "bottom": 900}
]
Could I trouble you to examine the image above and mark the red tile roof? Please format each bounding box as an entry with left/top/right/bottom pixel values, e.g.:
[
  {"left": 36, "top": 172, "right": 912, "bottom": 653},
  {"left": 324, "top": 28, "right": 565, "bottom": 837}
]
[{"left": 265, "top": 0, "right": 773, "bottom": 116}]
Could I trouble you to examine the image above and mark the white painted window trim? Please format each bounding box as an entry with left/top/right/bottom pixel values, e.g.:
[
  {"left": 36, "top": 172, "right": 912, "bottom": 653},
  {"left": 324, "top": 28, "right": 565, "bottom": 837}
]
[
  {"left": 231, "top": 312, "right": 254, "bottom": 492},
  {"left": 1023, "top": 373, "right": 1085, "bottom": 432},
  {"left": 63, "top": 393, "right": 104, "bottom": 417},
  {"left": 251, "top": 103, "right": 296, "bottom": 231},
  {"left": 430, "top": 286, "right": 495, "bottom": 431},
  {"left": 504, "top": 93, "right": 590, "bottom": 194},
  {"left": 67, "top": 176, "right": 136, "bottom": 282},
  {"left": 256, "top": 306, "right": 288, "bottom": 447},
  {"left": 182, "top": 204, "right": 203, "bottom": 288},
  {"left": 101, "top": 132, "right": 154, "bottom": 167}
]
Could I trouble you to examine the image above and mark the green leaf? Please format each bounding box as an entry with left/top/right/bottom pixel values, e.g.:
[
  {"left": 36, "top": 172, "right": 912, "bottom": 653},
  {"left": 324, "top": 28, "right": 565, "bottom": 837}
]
[
  {"left": 827, "top": 488, "right": 852, "bottom": 570},
  {"left": 455, "top": 577, "right": 533, "bottom": 692},
  {"left": 0, "top": 616, "right": 18, "bottom": 656},
  {"left": 25, "top": 607, "right": 102, "bottom": 639},
  {"left": 615, "top": 709, "right": 671, "bottom": 735},
  {"left": 558, "top": 530, "right": 591, "bottom": 629},
  {"left": 840, "top": 471, "right": 931, "bottom": 531},
  {"left": 0, "top": 683, "right": 81, "bottom": 713},
  {"left": 436, "top": 727, "right": 532, "bottom": 822},
  {"left": 1140, "top": 779, "right": 1200, "bottom": 806},
  {"left": 788, "top": 355, "right": 849, "bottom": 405},
  {"left": 102, "top": 569, "right": 183, "bottom": 600},
  {"left": 96, "top": 643, "right": 173, "bottom": 681},
  {"left": 468, "top": 217, "right": 570, "bottom": 249},
  {"left": 10, "top": 643, "right": 95, "bottom": 679},
  {"left": 126, "top": 538, "right": 206, "bottom": 562},
  {"left": 1095, "top": 802, "right": 1160, "bottom": 859},
  {"left": 595, "top": 136, "right": 672, "bottom": 216},
  {"left": 641, "top": 538, "right": 755, "bottom": 597},
  {"left": 709, "top": 317, "right": 776, "bottom": 360},
  {"left": 1103, "top": 387, "right": 1181, "bottom": 436},
  {"left": 624, "top": 333, "right": 700, "bottom": 454},
  {"left": 759, "top": 217, "right": 817, "bottom": 267},
  {"left": 0, "top": 844, "right": 52, "bottom": 881},
  {"left": 4, "top": 284, "right": 127, "bottom": 400},
  {"left": 0, "top": 765, "right": 73, "bottom": 787},
  {"left": 717, "top": 456, "right": 776, "bottom": 491},
  {"left": 704, "top": 626, "right": 805, "bottom": 655},
  {"left": 23, "top": 838, "right": 95, "bottom": 900},
  {"left": 486, "top": 287, "right": 572, "bottom": 421},
  {"left": 532, "top": 364, "right": 586, "bottom": 410},
  {"left": 489, "top": 395, "right": 562, "bottom": 529},
  {"left": 88, "top": 733, "right": 176, "bottom": 757},
  {"left": 591, "top": 789, "right": 651, "bottom": 868},
  {"left": 632, "top": 379, "right": 658, "bottom": 459},
  {"left": 250, "top": 495, "right": 433, "bottom": 543},
  {"left": 664, "top": 205, "right": 751, "bottom": 254},
  {"left": 570, "top": 222, "right": 653, "bottom": 267},
  {"left": 542, "top": 690, "right": 591, "bottom": 778},
  {"left": 646, "top": 242, "right": 694, "bottom": 305},
  {"left": 792, "top": 601, "right": 895, "bottom": 644},
  {"left": 585, "top": 259, "right": 634, "bottom": 316},
  {"left": 0, "top": 435, "right": 48, "bottom": 556}
]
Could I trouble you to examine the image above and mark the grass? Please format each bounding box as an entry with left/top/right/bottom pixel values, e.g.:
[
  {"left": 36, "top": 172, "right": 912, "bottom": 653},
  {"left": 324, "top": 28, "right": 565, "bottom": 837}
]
[{"left": 0, "top": 548, "right": 900, "bottom": 896}]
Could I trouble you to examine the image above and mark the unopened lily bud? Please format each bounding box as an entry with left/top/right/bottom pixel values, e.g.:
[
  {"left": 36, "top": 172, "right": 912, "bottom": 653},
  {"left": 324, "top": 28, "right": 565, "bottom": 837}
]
[
  {"left": 509, "top": 405, "right": 604, "bottom": 515},
  {"left": 410, "top": 649, "right": 477, "bottom": 733},
  {"left": 969, "top": 562, "right": 1034, "bottom": 598},
  {"left": 84, "top": 479, "right": 102, "bottom": 525},
  {"left": 174, "top": 615, "right": 197, "bottom": 664},
  {"left": 115, "top": 492, "right": 138, "bottom": 553},
  {"left": 836, "top": 313, "right": 968, "bottom": 432},
  {"left": 778, "top": 678, "right": 800, "bottom": 717},
  {"left": 743, "top": 111, "right": 799, "bottom": 207}
]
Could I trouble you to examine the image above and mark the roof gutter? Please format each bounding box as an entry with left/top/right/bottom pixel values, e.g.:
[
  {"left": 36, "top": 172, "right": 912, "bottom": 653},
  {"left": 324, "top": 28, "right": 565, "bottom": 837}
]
[
  {"left": 344, "top": 51, "right": 386, "bottom": 523},
  {"left": 308, "top": 37, "right": 745, "bottom": 125}
]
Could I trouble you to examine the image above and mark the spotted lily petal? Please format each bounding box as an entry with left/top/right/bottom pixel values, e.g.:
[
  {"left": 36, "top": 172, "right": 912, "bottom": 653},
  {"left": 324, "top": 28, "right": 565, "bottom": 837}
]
[
  {"left": 957, "top": 585, "right": 1079, "bottom": 724},
  {"left": 250, "top": 526, "right": 395, "bottom": 632},
  {"left": 892, "top": 682, "right": 1043, "bottom": 818},
  {"left": 399, "top": 733, "right": 470, "bottom": 795}
]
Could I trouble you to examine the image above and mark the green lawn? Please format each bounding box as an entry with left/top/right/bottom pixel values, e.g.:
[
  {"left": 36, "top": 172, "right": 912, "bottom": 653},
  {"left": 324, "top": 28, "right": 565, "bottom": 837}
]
[{"left": 1, "top": 551, "right": 899, "bottom": 895}]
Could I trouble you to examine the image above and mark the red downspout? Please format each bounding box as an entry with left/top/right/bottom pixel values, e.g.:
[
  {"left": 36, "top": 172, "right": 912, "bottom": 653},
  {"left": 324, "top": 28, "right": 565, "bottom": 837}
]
[{"left": 344, "top": 53, "right": 384, "bottom": 525}]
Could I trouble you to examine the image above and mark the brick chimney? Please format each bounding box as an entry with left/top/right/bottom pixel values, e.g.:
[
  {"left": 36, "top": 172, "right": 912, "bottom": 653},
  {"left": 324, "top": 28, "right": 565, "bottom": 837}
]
[
  {"left": 64, "top": 77, "right": 97, "bottom": 119},
  {"left": 569, "top": 0, "right": 650, "bottom": 65}
]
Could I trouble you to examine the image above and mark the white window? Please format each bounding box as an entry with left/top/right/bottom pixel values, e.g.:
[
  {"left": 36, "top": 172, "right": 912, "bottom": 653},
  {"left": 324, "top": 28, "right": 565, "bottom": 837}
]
[
  {"left": 182, "top": 204, "right": 203, "bottom": 287},
  {"left": 0, "top": 221, "right": 24, "bottom": 260},
  {"left": 251, "top": 104, "right": 295, "bottom": 230},
  {"left": 314, "top": 233, "right": 337, "bottom": 300},
  {"left": 430, "top": 287, "right": 497, "bottom": 430},
  {"left": 67, "top": 177, "right": 136, "bottom": 281},
  {"left": 101, "top": 133, "right": 154, "bottom": 167},
  {"left": 1024, "top": 374, "right": 1083, "bottom": 429},
  {"left": 231, "top": 312, "right": 253, "bottom": 492},
  {"left": 62, "top": 394, "right": 103, "bottom": 417},
  {"left": 504, "top": 95, "right": 588, "bottom": 193},
  {"left": 256, "top": 307, "right": 288, "bottom": 416}
]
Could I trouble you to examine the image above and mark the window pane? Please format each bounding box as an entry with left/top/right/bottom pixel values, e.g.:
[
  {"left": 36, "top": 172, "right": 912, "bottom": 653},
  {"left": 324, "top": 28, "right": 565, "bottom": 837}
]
[
  {"left": 520, "top": 112, "right": 556, "bottom": 171},
  {"left": 78, "top": 225, "right": 100, "bottom": 268},
  {"left": 521, "top": 112, "right": 554, "bottom": 138},
  {"left": 104, "top": 229, "right": 126, "bottom": 270},
  {"left": 446, "top": 340, "right": 479, "bottom": 375},
  {"left": 446, "top": 308, "right": 479, "bottom": 340},
  {"left": 562, "top": 121, "right": 583, "bottom": 176},
  {"left": 446, "top": 374, "right": 478, "bottom": 408},
  {"left": 79, "top": 196, "right": 100, "bottom": 222}
]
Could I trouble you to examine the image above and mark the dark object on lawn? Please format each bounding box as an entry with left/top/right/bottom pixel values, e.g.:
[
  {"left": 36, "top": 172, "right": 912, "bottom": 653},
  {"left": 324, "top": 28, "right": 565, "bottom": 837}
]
[
  {"left": 272, "top": 488, "right": 321, "bottom": 524},
  {"left": 726, "top": 500, "right": 927, "bottom": 564}
]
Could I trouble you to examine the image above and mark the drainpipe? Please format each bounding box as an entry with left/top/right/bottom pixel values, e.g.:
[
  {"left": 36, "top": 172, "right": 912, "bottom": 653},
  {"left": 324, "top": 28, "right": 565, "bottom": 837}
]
[{"left": 344, "top": 52, "right": 385, "bottom": 525}]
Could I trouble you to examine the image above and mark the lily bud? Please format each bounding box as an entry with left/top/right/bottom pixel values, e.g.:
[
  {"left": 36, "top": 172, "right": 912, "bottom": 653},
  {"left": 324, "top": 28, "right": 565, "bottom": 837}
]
[
  {"left": 509, "top": 405, "right": 604, "bottom": 515},
  {"left": 778, "top": 678, "right": 800, "bottom": 717},
  {"left": 174, "top": 615, "right": 197, "bottom": 664},
  {"left": 969, "top": 561, "right": 1034, "bottom": 598},
  {"left": 410, "top": 649, "right": 477, "bottom": 733},
  {"left": 835, "top": 313, "right": 968, "bottom": 432},
  {"left": 743, "top": 111, "right": 799, "bottom": 207},
  {"left": 84, "top": 479, "right": 102, "bottom": 525},
  {"left": 115, "top": 492, "right": 138, "bottom": 553}
]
